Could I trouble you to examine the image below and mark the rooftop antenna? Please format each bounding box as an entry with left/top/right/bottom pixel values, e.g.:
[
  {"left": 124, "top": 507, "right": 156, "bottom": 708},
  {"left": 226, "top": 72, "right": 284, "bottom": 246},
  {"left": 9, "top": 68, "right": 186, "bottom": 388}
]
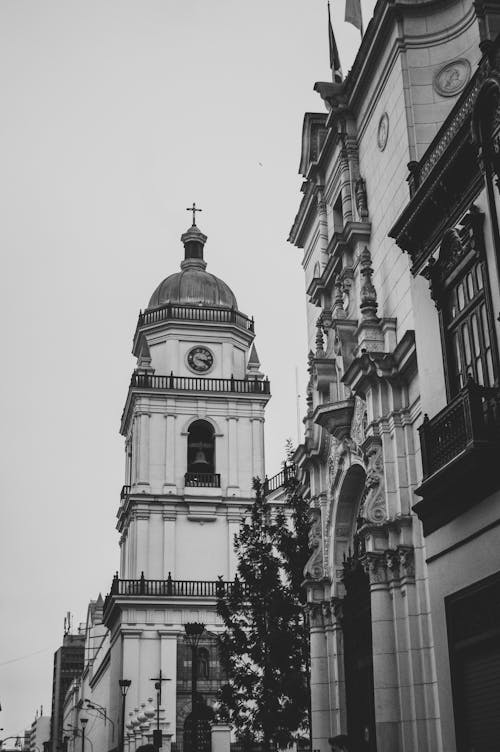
[{"left": 64, "top": 612, "right": 72, "bottom": 636}]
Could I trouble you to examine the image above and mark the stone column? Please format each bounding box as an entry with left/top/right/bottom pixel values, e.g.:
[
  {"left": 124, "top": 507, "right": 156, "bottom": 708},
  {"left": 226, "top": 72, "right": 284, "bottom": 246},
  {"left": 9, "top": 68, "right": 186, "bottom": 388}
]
[
  {"left": 163, "top": 414, "right": 177, "bottom": 493},
  {"left": 162, "top": 513, "right": 176, "bottom": 578},
  {"left": 135, "top": 514, "right": 150, "bottom": 577},
  {"left": 339, "top": 144, "right": 353, "bottom": 224},
  {"left": 211, "top": 724, "right": 231, "bottom": 752},
  {"left": 308, "top": 602, "right": 331, "bottom": 752},
  {"left": 250, "top": 417, "right": 264, "bottom": 481},
  {"left": 226, "top": 417, "right": 239, "bottom": 494},
  {"left": 158, "top": 632, "right": 177, "bottom": 738},
  {"left": 364, "top": 552, "right": 401, "bottom": 752},
  {"left": 227, "top": 511, "right": 241, "bottom": 578},
  {"left": 316, "top": 188, "right": 330, "bottom": 268},
  {"left": 329, "top": 598, "right": 347, "bottom": 734},
  {"left": 137, "top": 412, "right": 151, "bottom": 490}
]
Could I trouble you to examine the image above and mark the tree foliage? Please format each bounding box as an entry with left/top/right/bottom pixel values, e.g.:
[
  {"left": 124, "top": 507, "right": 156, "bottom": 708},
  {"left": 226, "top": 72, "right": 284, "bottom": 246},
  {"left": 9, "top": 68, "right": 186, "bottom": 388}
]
[{"left": 217, "top": 455, "right": 310, "bottom": 750}]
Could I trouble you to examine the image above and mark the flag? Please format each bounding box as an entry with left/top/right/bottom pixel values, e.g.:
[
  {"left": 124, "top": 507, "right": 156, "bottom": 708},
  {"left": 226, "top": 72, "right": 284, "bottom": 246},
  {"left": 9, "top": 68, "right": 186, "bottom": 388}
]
[
  {"left": 328, "top": 2, "right": 343, "bottom": 83},
  {"left": 345, "top": 0, "right": 364, "bottom": 34}
]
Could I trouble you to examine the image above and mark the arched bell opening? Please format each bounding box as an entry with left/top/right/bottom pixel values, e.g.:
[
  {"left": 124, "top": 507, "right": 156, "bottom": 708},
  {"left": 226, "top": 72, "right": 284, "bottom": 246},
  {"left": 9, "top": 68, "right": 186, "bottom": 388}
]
[
  {"left": 186, "top": 420, "right": 220, "bottom": 487},
  {"left": 335, "top": 463, "right": 377, "bottom": 752}
]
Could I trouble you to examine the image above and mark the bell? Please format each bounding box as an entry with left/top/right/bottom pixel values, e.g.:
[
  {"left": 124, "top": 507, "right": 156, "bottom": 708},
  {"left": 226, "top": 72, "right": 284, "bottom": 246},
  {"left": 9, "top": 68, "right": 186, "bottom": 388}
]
[{"left": 193, "top": 449, "right": 210, "bottom": 467}]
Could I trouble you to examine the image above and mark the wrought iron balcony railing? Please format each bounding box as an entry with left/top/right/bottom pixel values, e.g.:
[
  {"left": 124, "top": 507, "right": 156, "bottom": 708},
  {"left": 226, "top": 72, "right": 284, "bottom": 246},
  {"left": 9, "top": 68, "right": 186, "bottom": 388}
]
[
  {"left": 262, "top": 463, "right": 296, "bottom": 495},
  {"left": 130, "top": 372, "right": 270, "bottom": 394},
  {"left": 105, "top": 573, "right": 248, "bottom": 610},
  {"left": 185, "top": 472, "right": 221, "bottom": 488},
  {"left": 419, "top": 380, "right": 500, "bottom": 479},
  {"left": 415, "top": 380, "right": 500, "bottom": 534},
  {"left": 120, "top": 484, "right": 131, "bottom": 501},
  {"left": 137, "top": 303, "right": 254, "bottom": 333}
]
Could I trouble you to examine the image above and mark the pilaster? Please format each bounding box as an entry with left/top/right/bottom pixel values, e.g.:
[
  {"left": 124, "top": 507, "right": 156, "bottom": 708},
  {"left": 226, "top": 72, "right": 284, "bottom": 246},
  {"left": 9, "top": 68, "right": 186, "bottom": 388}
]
[{"left": 163, "top": 414, "right": 177, "bottom": 493}]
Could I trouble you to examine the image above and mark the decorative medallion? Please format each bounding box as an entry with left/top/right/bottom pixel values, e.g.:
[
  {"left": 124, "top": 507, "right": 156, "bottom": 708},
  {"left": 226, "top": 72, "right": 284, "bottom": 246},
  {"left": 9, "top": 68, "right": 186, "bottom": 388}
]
[
  {"left": 433, "top": 59, "right": 471, "bottom": 98},
  {"left": 187, "top": 346, "right": 214, "bottom": 373},
  {"left": 377, "top": 113, "right": 389, "bottom": 151}
]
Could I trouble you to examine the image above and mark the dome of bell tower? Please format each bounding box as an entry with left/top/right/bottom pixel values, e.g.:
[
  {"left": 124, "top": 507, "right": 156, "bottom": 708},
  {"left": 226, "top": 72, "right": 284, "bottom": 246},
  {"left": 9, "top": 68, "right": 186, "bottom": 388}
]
[{"left": 147, "top": 222, "right": 238, "bottom": 309}]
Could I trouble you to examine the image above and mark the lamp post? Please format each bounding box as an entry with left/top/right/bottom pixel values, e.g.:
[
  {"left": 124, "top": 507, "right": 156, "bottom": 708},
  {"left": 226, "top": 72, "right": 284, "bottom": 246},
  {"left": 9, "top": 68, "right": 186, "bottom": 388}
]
[
  {"left": 80, "top": 717, "right": 88, "bottom": 752},
  {"left": 184, "top": 622, "right": 205, "bottom": 752},
  {"left": 118, "top": 680, "right": 131, "bottom": 752}
]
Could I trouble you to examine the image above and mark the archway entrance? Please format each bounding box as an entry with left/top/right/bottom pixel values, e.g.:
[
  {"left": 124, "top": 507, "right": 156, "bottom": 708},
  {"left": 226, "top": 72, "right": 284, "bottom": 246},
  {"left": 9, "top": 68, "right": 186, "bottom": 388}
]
[{"left": 342, "top": 552, "right": 377, "bottom": 752}]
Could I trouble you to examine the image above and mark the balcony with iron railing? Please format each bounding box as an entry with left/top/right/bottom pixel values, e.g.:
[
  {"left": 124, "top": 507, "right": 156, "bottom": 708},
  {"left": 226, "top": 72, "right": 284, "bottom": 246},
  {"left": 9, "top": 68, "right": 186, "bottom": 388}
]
[
  {"left": 103, "top": 572, "right": 249, "bottom": 615},
  {"left": 414, "top": 379, "right": 500, "bottom": 534},
  {"left": 135, "top": 303, "right": 254, "bottom": 334},
  {"left": 184, "top": 472, "right": 221, "bottom": 488},
  {"left": 129, "top": 371, "right": 270, "bottom": 395},
  {"left": 262, "top": 463, "right": 296, "bottom": 495}
]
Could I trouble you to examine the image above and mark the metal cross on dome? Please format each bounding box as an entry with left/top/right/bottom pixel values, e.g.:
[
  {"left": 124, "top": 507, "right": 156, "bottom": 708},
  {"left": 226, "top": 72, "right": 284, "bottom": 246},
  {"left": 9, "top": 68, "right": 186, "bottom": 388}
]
[{"left": 186, "top": 202, "right": 202, "bottom": 226}]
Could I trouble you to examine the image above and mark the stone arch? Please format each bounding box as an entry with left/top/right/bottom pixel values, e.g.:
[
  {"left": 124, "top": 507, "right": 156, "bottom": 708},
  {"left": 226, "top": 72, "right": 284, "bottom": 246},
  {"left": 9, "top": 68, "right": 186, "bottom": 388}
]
[
  {"left": 329, "top": 460, "right": 366, "bottom": 595},
  {"left": 180, "top": 415, "right": 223, "bottom": 435}
]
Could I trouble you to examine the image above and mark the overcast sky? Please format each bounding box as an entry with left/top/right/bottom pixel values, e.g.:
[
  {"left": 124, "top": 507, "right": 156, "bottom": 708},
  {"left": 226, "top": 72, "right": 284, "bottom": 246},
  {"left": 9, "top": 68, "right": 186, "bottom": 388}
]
[{"left": 0, "top": 0, "right": 375, "bottom": 738}]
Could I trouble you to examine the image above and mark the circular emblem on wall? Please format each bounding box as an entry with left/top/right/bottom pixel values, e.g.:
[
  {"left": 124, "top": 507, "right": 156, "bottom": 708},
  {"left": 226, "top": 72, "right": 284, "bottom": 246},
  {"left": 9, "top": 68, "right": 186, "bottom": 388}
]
[
  {"left": 433, "top": 59, "right": 471, "bottom": 97},
  {"left": 187, "top": 346, "right": 214, "bottom": 373},
  {"left": 377, "top": 112, "right": 389, "bottom": 151}
]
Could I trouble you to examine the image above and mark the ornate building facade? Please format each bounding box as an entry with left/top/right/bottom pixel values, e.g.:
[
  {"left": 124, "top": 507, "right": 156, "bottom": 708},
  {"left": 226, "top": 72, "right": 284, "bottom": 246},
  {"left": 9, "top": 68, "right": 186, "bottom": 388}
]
[
  {"left": 62, "top": 221, "right": 271, "bottom": 752},
  {"left": 289, "top": 1, "right": 500, "bottom": 751}
]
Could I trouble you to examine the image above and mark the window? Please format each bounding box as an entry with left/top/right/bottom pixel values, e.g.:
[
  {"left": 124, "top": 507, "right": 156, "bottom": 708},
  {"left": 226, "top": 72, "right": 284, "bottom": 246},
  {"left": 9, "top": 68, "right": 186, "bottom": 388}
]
[
  {"left": 426, "top": 208, "right": 498, "bottom": 397},
  {"left": 197, "top": 647, "right": 210, "bottom": 679}
]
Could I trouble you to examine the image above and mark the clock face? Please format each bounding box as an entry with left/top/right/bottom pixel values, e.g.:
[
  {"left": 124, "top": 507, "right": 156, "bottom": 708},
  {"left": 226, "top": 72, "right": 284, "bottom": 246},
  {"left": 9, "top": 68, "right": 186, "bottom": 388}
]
[{"left": 187, "top": 346, "right": 214, "bottom": 373}]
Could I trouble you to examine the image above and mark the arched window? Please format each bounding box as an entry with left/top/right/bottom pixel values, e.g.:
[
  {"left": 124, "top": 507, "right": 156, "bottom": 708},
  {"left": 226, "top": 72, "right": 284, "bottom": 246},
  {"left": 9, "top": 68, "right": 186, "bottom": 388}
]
[
  {"left": 186, "top": 420, "right": 219, "bottom": 486},
  {"left": 197, "top": 647, "right": 210, "bottom": 679}
]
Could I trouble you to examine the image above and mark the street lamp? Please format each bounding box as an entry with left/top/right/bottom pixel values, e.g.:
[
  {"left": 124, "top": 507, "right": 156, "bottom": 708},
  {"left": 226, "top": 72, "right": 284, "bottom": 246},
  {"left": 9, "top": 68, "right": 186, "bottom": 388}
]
[
  {"left": 80, "top": 717, "right": 88, "bottom": 752},
  {"left": 184, "top": 622, "right": 205, "bottom": 752},
  {"left": 118, "top": 680, "right": 131, "bottom": 752}
]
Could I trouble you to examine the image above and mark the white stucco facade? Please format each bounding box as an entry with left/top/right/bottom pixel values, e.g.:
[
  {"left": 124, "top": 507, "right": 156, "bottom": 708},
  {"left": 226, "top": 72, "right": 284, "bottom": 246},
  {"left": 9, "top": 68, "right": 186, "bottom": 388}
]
[{"left": 63, "top": 224, "right": 270, "bottom": 752}]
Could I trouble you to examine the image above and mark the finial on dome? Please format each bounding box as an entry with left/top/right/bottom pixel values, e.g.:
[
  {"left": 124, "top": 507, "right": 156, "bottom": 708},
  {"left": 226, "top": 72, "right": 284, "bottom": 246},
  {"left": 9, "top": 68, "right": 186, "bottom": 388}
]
[{"left": 181, "top": 203, "right": 208, "bottom": 270}]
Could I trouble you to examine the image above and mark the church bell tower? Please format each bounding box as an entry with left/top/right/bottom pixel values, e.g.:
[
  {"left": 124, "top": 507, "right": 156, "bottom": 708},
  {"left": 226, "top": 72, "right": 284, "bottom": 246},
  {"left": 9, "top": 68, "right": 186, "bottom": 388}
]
[{"left": 103, "top": 212, "right": 271, "bottom": 745}]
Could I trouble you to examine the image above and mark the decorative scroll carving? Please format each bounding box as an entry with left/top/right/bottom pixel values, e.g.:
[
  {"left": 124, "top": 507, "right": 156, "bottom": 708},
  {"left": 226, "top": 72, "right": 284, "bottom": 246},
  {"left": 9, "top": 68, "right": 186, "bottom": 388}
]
[
  {"left": 385, "top": 549, "right": 400, "bottom": 582},
  {"left": 355, "top": 177, "right": 369, "bottom": 218},
  {"left": 304, "top": 506, "right": 325, "bottom": 580},
  {"left": 423, "top": 206, "right": 485, "bottom": 308},
  {"left": 360, "top": 442, "right": 387, "bottom": 524},
  {"left": 351, "top": 396, "right": 367, "bottom": 446},
  {"left": 398, "top": 546, "right": 415, "bottom": 580},
  {"left": 306, "top": 602, "right": 324, "bottom": 628},
  {"left": 362, "top": 552, "right": 386, "bottom": 585}
]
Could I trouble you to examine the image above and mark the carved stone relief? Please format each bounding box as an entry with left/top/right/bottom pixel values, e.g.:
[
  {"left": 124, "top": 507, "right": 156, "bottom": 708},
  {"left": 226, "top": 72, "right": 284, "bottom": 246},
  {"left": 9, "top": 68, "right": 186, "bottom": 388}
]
[
  {"left": 351, "top": 396, "right": 367, "bottom": 446},
  {"left": 360, "top": 442, "right": 387, "bottom": 524},
  {"left": 304, "top": 506, "right": 325, "bottom": 580},
  {"left": 433, "top": 59, "right": 471, "bottom": 98}
]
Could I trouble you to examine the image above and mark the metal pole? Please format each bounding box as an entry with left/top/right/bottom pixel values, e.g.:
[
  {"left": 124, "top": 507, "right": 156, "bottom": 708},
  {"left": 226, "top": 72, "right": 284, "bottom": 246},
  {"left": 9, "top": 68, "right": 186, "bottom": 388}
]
[
  {"left": 120, "top": 693, "right": 126, "bottom": 752},
  {"left": 191, "top": 643, "right": 198, "bottom": 752}
]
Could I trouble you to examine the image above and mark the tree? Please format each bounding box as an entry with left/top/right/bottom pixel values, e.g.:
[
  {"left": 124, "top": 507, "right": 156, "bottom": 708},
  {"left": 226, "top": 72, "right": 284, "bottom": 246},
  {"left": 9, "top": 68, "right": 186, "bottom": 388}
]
[{"left": 217, "top": 459, "right": 310, "bottom": 750}]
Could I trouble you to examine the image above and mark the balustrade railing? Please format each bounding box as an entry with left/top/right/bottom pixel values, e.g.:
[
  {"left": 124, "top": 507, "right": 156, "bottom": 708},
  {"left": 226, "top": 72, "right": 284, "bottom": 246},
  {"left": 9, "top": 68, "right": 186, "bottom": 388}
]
[
  {"left": 419, "top": 380, "right": 500, "bottom": 479},
  {"left": 185, "top": 472, "right": 221, "bottom": 488},
  {"left": 120, "top": 484, "right": 131, "bottom": 501},
  {"left": 130, "top": 372, "right": 270, "bottom": 394},
  {"left": 137, "top": 304, "right": 254, "bottom": 332},
  {"left": 106, "top": 573, "right": 248, "bottom": 604},
  {"left": 263, "top": 463, "right": 296, "bottom": 495}
]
